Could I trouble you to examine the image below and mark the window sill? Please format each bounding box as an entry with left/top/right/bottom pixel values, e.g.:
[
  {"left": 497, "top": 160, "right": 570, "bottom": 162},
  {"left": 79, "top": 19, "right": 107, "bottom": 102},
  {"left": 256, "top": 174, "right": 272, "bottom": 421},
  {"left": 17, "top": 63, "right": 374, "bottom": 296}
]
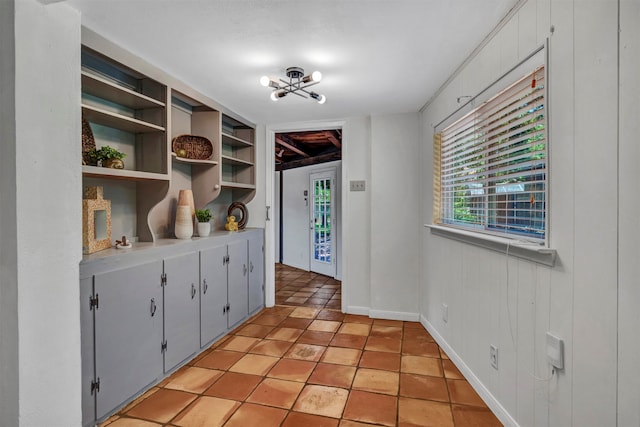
[{"left": 424, "top": 224, "right": 557, "bottom": 267}]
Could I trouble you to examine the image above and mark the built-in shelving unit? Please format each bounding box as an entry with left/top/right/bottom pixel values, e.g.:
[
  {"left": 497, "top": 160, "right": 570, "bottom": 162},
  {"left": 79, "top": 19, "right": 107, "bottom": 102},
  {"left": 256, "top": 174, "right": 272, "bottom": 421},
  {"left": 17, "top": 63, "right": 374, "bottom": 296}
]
[
  {"left": 221, "top": 115, "right": 256, "bottom": 199},
  {"left": 80, "top": 28, "right": 256, "bottom": 248}
]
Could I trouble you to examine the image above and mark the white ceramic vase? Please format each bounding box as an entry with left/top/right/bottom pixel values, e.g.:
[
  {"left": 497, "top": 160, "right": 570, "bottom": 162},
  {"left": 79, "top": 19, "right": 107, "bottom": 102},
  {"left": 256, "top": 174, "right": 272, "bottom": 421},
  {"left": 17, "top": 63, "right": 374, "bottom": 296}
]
[
  {"left": 197, "top": 222, "right": 211, "bottom": 237},
  {"left": 175, "top": 205, "right": 193, "bottom": 239}
]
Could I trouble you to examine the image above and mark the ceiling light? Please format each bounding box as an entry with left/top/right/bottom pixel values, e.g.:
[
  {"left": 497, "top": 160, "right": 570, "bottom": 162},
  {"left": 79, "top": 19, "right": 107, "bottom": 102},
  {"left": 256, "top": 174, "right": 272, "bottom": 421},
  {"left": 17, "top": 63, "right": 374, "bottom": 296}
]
[
  {"left": 270, "top": 91, "right": 287, "bottom": 101},
  {"left": 261, "top": 66, "right": 326, "bottom": 104},
  {"left": 310, "top": 92, "right": 326, "bottom": 104}
]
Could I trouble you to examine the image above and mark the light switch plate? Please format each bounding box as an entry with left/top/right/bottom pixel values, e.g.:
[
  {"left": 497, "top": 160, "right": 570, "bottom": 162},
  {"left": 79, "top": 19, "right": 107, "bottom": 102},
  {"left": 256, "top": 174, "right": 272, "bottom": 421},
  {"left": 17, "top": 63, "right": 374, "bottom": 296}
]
[{"left": 350, "top": 180, "right": 366, "bottom": 191}]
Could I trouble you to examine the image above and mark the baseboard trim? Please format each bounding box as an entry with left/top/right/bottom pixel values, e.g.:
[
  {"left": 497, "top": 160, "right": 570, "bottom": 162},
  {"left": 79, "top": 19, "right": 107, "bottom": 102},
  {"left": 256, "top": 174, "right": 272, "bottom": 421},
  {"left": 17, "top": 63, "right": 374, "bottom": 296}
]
[
  {"left": 420, "top": 315, "right": 519, "bottom": 427},
  {"left": 370, "top": 309, "right": 420, "bottom": 322},
  {"left": 346, "top": 306, "right": 370, "bottom": 316}
]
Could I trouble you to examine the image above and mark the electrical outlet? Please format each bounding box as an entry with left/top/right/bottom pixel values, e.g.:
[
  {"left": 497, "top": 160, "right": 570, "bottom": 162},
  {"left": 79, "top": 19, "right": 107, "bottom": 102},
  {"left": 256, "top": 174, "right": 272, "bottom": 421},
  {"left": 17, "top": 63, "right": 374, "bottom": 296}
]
[
  {"left": 546, "top": 332, "right": 564, "bottom": 369},
  {"left": 350, "top": 180, "right": 366, "bottom": 191},
  {"left": 442, "top": 303, "right": 448, "bottom": 323},
  {"left": 489, "top": 345, "right": 499, "bottom": 370}
]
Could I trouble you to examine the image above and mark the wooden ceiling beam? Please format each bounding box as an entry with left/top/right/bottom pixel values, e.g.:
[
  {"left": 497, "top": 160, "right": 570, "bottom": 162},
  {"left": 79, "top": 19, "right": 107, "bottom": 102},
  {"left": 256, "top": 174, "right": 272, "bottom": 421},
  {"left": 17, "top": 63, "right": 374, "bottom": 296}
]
[
  {"left": 276, "top": 152, "right": 341, "bottom": 171},
  {"left": 275, "top": 135, "right": 310, "bottom": 158},
  {"left": 324, "top": 131, "right": 342, "bottom": 149}
]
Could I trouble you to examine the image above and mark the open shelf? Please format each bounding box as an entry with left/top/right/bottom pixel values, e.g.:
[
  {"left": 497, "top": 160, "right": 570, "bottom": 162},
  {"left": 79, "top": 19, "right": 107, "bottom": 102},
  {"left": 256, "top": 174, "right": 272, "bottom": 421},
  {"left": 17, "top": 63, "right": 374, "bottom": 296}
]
[
  {"left": 82, "top": 165, "right": 170, "bottom": 182},
  {"left": 222, "top": 132, "right": 253, "bottom": 148},
  {"left": 171, "top": 152, "right": 218, "bottom": 165},
  {"left": 82, "top": 104, "right": 165, "bottom": 133},
  {"left": 221, "top": 155, "right": 253, "bottom": 167},
  {"left": 82, "top": 71, "right": 165, "bottom": 110},
  {"left": 221, "top": 181, "right": 256, "bottom": 190}
]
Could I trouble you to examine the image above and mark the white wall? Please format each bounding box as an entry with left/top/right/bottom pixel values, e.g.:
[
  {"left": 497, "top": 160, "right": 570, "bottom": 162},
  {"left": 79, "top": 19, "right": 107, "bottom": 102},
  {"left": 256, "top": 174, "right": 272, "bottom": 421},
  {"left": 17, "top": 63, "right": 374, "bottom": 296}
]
[
  {"left": 617, "top": 0, "right": 640, "bottom": 424},
  {"left": 420, "top": 1, "right": 627, "bottom": 426},
  {"left": 340, "top": 116, "right": 372, "bottom": 313},
  {"left": 0, "top": 1, "right": 83, "bottom": 426},
  {"left": 370, "top": 113, "right": 421, "bottom": 320},
  {"left": 281, "top": 160, "right": 342, "bottom": 277}
]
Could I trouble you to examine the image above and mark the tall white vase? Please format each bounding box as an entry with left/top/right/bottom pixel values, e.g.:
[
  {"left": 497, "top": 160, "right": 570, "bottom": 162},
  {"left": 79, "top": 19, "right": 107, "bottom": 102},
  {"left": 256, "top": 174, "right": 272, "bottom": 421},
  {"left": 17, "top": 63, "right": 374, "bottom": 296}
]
[{"left": 175, "top": 205, "right": 193, "bottom": 239}]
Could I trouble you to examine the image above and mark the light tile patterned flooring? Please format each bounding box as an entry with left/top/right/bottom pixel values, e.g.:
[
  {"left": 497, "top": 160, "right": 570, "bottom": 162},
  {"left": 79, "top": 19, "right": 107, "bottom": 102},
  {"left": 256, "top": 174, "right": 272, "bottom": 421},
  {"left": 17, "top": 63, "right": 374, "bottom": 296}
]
[
  {"left": 101, "top": 266, "right": 502, "bottom": 427},
  {"left": 275, "top": 264, "right": 342, "bottom": 309}
]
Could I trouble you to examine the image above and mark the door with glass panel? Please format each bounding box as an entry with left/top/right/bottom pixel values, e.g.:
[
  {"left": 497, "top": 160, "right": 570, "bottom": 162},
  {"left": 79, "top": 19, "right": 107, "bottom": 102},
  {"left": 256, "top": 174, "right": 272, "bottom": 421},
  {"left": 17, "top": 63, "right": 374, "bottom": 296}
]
[{"left": 309, "top": 169, "right": 336, "bottom": 277}]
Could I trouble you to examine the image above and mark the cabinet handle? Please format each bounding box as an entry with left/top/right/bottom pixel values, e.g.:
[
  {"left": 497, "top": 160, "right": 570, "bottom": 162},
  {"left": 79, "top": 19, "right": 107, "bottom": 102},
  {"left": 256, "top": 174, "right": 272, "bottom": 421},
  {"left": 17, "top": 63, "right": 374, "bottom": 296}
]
[
  {"left": 150, "top": 298, "right": 156, "bottom": 317},
  {"left": 250, "top": 261, "right": 254, "bottom": 273},
  {"left": 191, "top": 283, "right": 196, "bottom": 299},
  {"left": 243, "top": 264, "right": 247, "bottom": 276},
  {"left": 202, "top": 279, "right": 208, "bottom": 294}
]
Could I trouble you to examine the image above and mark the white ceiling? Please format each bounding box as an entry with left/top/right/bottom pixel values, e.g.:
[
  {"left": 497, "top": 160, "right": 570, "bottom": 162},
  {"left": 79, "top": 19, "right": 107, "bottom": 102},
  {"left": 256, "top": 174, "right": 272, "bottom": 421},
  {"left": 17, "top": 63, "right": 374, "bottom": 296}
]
[{"left": 66, "top": 0, "right": 518, "bottom": 125}]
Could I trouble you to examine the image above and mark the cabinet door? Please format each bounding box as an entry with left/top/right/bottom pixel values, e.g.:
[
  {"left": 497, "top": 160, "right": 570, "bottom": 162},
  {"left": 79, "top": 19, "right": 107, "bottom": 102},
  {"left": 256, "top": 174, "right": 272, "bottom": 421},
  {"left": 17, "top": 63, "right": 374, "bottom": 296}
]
[
  {"left": 163, "top": 252, "right": 200, "bottom": 372},
  {"left": 200, "top": 245, "right": 228, "bottom": 347},
  {"left": 227, "top": 239, "right": 248, "bottom": 328},
  {"left": 248, "top": 233, "right": 265, "bottom": 315},
  {"left": 94, "top": 260, "right": 163, "bottom": 421},
  {"left": 80, "top": 277, "right": 96, "bottom": 427}
]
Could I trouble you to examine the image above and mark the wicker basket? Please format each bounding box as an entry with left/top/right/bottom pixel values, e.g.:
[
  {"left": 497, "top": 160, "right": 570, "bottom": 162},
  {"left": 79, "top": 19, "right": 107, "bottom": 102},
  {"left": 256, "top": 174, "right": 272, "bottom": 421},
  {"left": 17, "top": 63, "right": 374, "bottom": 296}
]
[
  {"left": 172, "top": 135, "right": 213, "bottom": 160},
  {"left": 82, "top": 117, "right": 96, "bottom": 165}
]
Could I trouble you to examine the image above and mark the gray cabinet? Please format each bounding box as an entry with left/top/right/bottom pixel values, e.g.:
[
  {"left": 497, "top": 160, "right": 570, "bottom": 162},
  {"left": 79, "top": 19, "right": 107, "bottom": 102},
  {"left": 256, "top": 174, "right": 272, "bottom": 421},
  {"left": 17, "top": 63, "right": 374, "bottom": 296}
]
[
  {"left": 80, "top": 229, "right": 264, "bottom": 425},
  {"left": 163, "top": 251, "right": 200, "bottom": 373},
  {"left": 227, "top": 239, "right": 249, "bottom": 329},
  {"left": 248, "top": 232, "right": 265, "bottom": 315},
  {"left": 200, "top": 239, "right": 249, "bottom": 347},
  {"left": 87, "top": 260, "right": 163, "bottom": 422},
  {"left": 200, "top": 244, "right": 229, "bottom": 347}
]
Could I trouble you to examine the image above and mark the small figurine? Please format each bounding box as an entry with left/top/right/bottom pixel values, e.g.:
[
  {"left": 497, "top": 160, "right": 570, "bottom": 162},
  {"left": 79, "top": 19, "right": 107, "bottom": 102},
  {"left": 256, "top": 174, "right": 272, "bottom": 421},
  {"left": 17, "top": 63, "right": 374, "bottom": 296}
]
[
  {"left": 225, "top": 215, "right": 238, "bottom": 231},
  {"left": 115, "top": 235, "right": 132, "bottom": 249}
]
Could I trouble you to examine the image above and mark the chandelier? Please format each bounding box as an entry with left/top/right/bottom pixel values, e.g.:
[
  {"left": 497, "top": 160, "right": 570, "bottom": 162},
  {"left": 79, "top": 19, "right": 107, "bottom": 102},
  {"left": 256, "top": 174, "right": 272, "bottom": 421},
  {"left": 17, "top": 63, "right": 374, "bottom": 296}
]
[{"left": 260, "top": 66, "right": 326, "bottom": 104}]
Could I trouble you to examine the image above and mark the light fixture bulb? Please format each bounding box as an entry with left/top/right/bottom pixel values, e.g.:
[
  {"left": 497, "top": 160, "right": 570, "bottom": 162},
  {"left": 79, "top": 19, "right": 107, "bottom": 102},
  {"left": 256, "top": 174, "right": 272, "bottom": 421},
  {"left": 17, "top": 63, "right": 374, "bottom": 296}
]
[
  {"left": 260, "top": 76, "right": 271, "bottom": 87},
  {"left": 271, "top": 91, "right": 287, "bottom": 101},
  {"left": 310, "top": 92, "right": 326, "bottom": 104},
  {"left": 312, "top": 71, "right": 322, "bottom": 82}
]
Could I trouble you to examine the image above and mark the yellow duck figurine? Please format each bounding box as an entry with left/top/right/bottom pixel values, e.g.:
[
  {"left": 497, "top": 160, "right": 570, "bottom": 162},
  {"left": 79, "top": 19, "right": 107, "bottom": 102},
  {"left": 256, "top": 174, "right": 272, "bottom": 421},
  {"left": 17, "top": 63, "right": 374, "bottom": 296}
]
[{"left": 225, "top": 215, "right": 238, "bottom": 231}]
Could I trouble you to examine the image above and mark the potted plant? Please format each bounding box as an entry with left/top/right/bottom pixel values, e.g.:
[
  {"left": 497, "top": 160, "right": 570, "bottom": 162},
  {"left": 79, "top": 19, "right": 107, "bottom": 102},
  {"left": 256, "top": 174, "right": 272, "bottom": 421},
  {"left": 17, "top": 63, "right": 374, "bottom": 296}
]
[
  {"left": 88, "top": 145, "right": 126, "bottom": 169},
  {"left": 195, "top": 208, "right": 212, "bottom": 237}
]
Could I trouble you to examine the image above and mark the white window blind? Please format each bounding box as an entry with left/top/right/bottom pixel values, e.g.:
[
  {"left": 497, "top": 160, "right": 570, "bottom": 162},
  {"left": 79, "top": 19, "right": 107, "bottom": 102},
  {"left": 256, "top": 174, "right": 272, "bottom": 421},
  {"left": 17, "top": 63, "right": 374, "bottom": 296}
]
[{"left": 437, "top": 65, "right": 546, "bottom": 241}]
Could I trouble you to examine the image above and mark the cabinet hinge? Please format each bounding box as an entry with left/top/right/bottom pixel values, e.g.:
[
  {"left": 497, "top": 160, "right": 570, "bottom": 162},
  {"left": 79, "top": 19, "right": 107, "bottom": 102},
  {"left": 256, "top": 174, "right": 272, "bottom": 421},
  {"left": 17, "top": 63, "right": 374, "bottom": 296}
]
[
  {"left": 90, "top": 378, "right": 100, "bottom": 395},
  {"left": 89, "top": 294, "right": 99, "bottom": 311},
  {"left": 161, "top": 273, "right": 167, "bottom": 287},
  {"left": 161, "top": 340, "right": 167, "bottom": 353}
]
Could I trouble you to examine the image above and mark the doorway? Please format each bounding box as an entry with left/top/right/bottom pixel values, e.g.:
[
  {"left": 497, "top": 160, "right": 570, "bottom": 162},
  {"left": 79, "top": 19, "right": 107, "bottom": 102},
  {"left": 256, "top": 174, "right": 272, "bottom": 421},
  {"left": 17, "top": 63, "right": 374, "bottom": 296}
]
[{"left": 266, "top": 121, "right": 345, "bottom": 310}]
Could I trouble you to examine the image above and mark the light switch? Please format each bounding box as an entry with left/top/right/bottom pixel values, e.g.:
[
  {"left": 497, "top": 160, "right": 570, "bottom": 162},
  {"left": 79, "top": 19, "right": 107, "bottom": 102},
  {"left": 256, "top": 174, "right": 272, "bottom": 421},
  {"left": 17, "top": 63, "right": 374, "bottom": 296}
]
[{"left": 350, "top": 180, "right": 366, "bottom": 191}]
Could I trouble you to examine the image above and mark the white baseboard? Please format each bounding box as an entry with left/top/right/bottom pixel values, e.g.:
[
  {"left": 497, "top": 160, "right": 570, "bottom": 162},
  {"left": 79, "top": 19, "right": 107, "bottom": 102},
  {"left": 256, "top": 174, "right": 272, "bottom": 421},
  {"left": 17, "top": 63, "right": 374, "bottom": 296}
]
[
  {"left": 420, "top": 315, "right": 519, "bottom": 427},
  {"left": 346, "top": 306, "right": 370, "bottom": 316},
  {"left": 370, "top": 309, "right": 420, "bottom": 322}
]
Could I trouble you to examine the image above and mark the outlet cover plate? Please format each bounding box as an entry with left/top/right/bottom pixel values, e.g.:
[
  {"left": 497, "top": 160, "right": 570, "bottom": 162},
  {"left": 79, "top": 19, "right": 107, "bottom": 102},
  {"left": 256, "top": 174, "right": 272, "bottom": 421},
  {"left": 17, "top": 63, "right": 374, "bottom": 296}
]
[
  {"left": 546, "top": 332, "right": 564, "bottom": 369},
  {"left": 490, "top": 345, "right": 498, "bottom": 370},
  {"left": 442, "top": 303, "right": 448, "bottom": 323}
]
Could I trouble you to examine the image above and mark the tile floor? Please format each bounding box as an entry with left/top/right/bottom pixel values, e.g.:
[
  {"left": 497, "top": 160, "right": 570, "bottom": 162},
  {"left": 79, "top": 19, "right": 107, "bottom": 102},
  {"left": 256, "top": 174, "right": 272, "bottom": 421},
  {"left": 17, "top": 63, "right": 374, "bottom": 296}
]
[
  {"left": 101, "top": 305, "right": 502, "bottom": 426},
  {"left": 275, "top": 264, "right": 341, "bottom": 309}
]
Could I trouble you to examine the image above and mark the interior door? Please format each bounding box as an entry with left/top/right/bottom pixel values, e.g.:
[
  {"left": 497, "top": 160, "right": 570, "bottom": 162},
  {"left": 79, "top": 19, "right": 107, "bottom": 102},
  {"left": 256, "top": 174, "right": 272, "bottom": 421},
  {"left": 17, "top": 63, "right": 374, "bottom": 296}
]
[{"left": 309, "top": 169, "right": 336, "bottom": 277}]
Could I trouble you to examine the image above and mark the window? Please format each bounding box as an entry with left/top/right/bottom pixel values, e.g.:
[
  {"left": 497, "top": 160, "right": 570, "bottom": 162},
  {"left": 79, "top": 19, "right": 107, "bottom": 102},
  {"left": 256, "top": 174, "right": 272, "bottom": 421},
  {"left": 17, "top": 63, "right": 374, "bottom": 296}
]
[{"left": 434, "top": 65, "right": 546, "bottom": 241}]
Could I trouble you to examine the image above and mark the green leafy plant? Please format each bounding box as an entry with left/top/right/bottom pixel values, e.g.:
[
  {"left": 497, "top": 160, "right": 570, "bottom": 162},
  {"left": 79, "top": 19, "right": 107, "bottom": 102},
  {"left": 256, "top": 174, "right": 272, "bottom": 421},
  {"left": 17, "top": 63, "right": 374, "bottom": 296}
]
[
  {"left": 195, "top": 208, "right": 212, "bottom": 223},
  {"left": 88, "top": 145, "right": 126, "bottom": 163}
]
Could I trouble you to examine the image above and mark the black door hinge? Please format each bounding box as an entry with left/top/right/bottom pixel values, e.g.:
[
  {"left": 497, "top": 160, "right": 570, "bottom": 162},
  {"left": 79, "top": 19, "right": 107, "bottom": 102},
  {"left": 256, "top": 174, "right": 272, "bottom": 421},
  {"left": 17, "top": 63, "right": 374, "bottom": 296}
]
[
  {"left": 89, "top": 294, "right": 99, "bottom": 311},
  {"left": 90, "top": 378, "right": 100, "bottom": 395},
  {"left": 161, "top": 273, "right": 167, "bottom": 287},
  {"left": 161, "top": 340, "right": 167, "bottom": 353}
]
